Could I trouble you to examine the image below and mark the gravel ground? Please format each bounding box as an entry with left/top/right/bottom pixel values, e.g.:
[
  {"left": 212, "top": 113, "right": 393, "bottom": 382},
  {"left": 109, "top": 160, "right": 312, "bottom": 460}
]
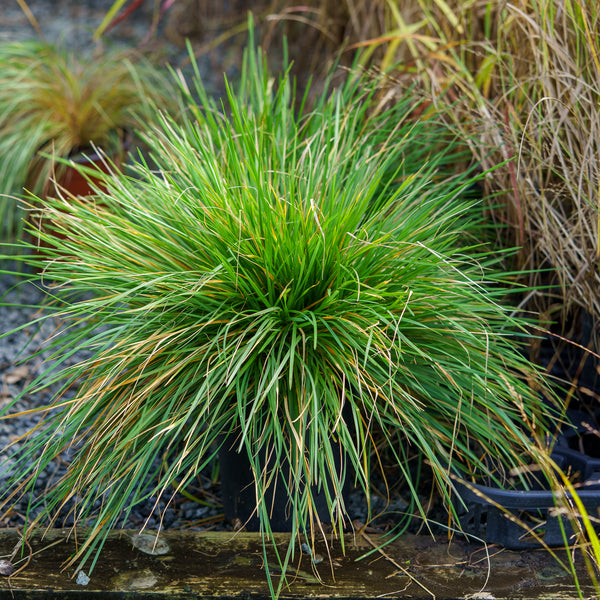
[
  {"left": 0, "top": 0, "right": 233, "bottom": 96},
  {"left": 1, "top": 0, "right": 150, "bottom": 46}
]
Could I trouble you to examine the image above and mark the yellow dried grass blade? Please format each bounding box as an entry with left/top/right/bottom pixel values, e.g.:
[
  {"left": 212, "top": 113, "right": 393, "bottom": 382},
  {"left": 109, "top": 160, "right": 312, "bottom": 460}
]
[
  {"left": 93, "top": 0, "right": 129, "bottom": 39},
  {"left": 556, "top": 467, "right": 600, "bottom": 590},
  {"left": 15, "top": 0, "right": 43, "bottom": 37},
  {"left": 430, "top": 0, "right": 464, "bottom": 35}
]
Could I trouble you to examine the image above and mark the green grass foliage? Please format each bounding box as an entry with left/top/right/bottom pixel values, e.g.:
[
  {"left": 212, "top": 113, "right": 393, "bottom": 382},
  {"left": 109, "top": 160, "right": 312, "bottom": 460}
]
[{"left": 0, "top": 31, "right": 552, "bottom": 594}]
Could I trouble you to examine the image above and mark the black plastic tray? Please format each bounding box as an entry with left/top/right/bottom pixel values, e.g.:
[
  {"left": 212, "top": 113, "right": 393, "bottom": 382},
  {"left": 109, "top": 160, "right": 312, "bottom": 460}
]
[{"left": 454, "top": 445, "right": 600, "bottom": 549}]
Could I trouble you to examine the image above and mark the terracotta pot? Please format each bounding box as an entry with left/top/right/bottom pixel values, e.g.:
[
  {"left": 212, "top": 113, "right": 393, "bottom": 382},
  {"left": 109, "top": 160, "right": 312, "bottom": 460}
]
[
  {"left": 27, "top": 139, "right": 129, "bottom": 257},
  {"left": 44, "top": 147, "right": 122, "bottom": 198}
]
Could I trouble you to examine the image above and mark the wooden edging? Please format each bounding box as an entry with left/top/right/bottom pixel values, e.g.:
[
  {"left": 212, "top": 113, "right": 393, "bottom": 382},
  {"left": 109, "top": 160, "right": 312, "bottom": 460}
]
[{"left": 0, "top": 528, "right": 593, "bottom": 599}]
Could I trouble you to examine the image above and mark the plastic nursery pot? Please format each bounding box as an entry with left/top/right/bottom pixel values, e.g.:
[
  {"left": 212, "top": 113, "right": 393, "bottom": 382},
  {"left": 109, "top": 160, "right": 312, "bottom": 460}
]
[
  {"left": 218, "top": 433, "right": 348, "bottom": 532},
  {"left": 453, "top": 442, "right": 600, "bottom": 550}
]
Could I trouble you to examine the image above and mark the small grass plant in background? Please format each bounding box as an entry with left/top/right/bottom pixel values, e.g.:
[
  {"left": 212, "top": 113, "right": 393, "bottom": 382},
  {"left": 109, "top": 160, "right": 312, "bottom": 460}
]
[
  {"left": 0, "top": 39, "right": 177, "bottom": 244},
  {"left": 0, "top": 23, "right": 555, "bottom": 597}
]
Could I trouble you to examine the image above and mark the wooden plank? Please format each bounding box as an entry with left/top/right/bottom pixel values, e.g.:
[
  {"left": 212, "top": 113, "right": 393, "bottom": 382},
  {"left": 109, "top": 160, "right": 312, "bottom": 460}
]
[{"left": 0, "top": 528, "right": 594, "bottom": 599}]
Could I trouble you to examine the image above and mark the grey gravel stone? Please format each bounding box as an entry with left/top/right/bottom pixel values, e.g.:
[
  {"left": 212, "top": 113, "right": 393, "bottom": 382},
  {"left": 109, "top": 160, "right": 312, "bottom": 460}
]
[{"left": 75, "top": 570, "right": 90, "bottom": 586}]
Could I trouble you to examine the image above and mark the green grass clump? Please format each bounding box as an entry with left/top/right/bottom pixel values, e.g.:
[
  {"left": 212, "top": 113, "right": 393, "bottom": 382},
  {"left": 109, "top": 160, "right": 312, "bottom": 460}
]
[{"left": 0, "top": 30, "right": 552, "bottom": 595}]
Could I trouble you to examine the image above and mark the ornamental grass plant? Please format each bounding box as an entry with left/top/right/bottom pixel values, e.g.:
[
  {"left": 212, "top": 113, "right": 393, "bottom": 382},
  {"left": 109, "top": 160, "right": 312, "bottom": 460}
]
[
  {"left": 0, "top": 39, "right": 177, "bottom": 242},
  {"left": 341, "top": 0, "right": 600, "bottom": 339},
  {"left": 430, "top": 0, "right": 600, "bottom": 328},
  {"left": 154, "top": 0, "right": 600, "bottom": 330},
  {"left": 0, "top": 28, "right": 554, "bottom": 595},
  {"left": 96, "top": 0, "right": 600, "bottom": 591},
  {"left": 330, "top": 0, "right": 600, "bottom": 586}
]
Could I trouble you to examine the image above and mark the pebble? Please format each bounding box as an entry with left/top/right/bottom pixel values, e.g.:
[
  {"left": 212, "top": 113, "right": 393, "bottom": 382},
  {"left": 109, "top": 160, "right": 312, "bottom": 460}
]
[
  {"left": 0, "top": 560, "right": 15, "bottom": 577},
  {"left": 131, "top": 532, "right": 171, "bottom": 556},
  {"left": 75, "top": 570, "right": 90, "bottom": 586}
]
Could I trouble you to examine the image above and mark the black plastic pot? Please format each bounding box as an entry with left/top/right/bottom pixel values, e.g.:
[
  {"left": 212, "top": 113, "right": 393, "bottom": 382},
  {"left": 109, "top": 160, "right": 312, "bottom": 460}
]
[
  {"left": 455, "top": 320, "right": 600, "bottom": 550},
  {"left": 454, "top": 443, "right": 600, "bottom": 549},
  {"left": 218, "top": 434, "right": 348, "bottom": 532}
]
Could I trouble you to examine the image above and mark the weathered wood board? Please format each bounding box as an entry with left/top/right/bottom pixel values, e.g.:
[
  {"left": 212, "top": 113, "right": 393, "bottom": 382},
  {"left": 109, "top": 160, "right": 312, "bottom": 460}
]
[{"left": 0, "top": 528, "right": 594, "bottom": 599}]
